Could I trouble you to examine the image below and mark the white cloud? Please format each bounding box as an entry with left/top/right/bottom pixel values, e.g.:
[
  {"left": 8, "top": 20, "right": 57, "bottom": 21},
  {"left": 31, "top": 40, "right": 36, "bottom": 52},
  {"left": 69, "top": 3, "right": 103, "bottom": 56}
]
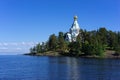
[
  {"left": 9, "top": 42, "right": 18, "bottom": 46},
  {"left": 27, "top": 42, "right": 38, "bottom": 46},
  {"left": 15, "top": 47, "right": 22, "bottom": 50},
  {"left": 0, "top": 47, "right": 8, "bottom": 50},
  {"left": 3, "top": 43, "right": 8, "bottom": 46},
  {"left": 19, "top": 42, "right": 38, "bottom": 46},
  {"left": 21, "top": 42, "right": 26, "bottom": 45},
  {"left": 0, "top": 43, "right": 2, "bottom": 46},
  {"left": 0, "top": 42, "right": 38, "bottom": 53},
  {"left": 0, "top": 42, "right": 37, "bottom": 46}
]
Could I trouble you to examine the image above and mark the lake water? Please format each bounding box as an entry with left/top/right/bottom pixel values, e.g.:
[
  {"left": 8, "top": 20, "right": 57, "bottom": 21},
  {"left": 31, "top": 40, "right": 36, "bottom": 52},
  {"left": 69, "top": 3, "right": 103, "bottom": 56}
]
[{"left": 0, "top": 55, "right": 120, "bottom": 80}]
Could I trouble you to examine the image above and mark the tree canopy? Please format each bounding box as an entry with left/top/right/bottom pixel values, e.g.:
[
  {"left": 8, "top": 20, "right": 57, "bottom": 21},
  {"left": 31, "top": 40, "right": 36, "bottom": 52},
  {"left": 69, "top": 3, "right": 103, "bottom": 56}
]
[{"left": 30, "top": 27, "right": 120, "bottom": 57}]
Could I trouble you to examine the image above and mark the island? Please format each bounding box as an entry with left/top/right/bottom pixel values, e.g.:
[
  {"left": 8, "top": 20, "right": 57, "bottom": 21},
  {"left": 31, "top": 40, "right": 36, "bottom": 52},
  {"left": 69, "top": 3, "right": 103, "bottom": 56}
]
[{"left": 25, "top": 16, "right": 120, "bottom": 58}]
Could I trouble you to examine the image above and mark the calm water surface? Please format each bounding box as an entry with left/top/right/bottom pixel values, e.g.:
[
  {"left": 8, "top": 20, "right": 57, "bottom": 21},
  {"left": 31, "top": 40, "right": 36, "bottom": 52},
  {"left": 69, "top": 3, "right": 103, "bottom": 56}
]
[{"left": 0, "top": 55, "right": 120, "bottom": 80}]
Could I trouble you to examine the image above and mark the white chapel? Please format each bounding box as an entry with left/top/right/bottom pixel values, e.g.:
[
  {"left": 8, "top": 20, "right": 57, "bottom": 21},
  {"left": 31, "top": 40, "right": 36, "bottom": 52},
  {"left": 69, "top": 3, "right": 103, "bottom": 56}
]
[{"left": 66, "top": 16, "right": 80, "bottom": 42}]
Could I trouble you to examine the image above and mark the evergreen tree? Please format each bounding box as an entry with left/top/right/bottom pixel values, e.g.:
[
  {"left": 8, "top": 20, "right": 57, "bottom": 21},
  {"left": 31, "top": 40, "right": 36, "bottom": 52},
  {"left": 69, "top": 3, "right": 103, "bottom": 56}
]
[
  {"left": 30, "top": 48, "right": 34, "bottom": 53},
  {"left": 118, "top": 32, "right": 120, "bottom": 44},
  {"left": 58, "top": 32, "right": 67, "bottom": 52},
  {"left": 68, "top": 33, "right": 82, "bottom": 56},
  {"left": 30, "top": 46, "right": 36, "bottom": 54},
  {"left": 82, "top": 40, "right": 92, "bottom": 55},
  {"left": 107, "top": 31, "right": 117, "bottom": 49},
  {"left": 36, "top": 43, "right": 42, "bottom": 53},
  {"left": 98, "top": 27, "right": 108, "bottom": 45},
  {"left": 48, "top": 34, "right": 58, "bottom": 51}
]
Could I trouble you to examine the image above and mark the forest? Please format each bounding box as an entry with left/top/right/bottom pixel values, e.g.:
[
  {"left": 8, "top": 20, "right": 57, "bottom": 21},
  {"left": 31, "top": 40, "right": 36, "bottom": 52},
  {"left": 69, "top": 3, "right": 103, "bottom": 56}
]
[{"left": 29, "top": 27, "right": 120, "bottom": 57}]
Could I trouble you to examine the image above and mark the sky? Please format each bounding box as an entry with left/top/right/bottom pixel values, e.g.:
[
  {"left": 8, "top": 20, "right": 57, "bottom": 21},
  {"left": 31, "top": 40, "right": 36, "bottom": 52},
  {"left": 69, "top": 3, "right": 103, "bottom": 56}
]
[{"left": 0, "top": 0, "right": 120, "bottom": 54}]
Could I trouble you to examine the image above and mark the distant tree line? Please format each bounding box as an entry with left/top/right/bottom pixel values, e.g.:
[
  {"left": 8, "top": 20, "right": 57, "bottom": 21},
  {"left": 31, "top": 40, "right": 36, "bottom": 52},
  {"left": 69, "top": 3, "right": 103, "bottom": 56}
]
[{"left": 30, "top": 27, "right": 120, "bottom": 57}]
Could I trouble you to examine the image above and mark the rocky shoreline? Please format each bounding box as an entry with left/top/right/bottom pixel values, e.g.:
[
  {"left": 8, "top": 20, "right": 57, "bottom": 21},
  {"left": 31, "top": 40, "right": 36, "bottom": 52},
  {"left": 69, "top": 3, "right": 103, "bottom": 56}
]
[{"left": 24, "top": 50, "right": 120, "bottom": 58}]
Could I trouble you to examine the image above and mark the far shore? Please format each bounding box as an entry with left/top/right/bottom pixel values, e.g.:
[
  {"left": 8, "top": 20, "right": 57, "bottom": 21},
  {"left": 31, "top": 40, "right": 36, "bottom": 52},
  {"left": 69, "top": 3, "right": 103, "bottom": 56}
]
[{"left": 24, "top": 50, "right": 120, "bottom": 59}]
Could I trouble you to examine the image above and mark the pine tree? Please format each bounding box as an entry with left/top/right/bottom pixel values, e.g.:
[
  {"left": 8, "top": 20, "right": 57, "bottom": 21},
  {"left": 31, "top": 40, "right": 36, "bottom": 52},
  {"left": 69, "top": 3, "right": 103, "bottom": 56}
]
[
  {"left": 58, "top": 32, "right": 67, "bottom": 52},
  {"left": 48, "top": 34, "right": 58, "bottom": 51}
]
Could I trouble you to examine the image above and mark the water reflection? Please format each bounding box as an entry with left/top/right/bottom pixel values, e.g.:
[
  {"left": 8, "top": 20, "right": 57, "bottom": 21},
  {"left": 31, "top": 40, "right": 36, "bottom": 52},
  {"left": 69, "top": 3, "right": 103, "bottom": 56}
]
[
  {"left": 48, "top": 57, "right": 80, "bottom": 80},
  {"left": 48, "top": 57, "right": 120, "bottom": 80}
]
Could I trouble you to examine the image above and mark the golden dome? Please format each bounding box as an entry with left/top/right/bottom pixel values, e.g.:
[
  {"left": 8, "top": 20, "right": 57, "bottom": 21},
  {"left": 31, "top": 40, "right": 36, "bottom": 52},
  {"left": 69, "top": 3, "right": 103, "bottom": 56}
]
[{"left": 74, "top": 16, "right": 78, "bottom": 20}]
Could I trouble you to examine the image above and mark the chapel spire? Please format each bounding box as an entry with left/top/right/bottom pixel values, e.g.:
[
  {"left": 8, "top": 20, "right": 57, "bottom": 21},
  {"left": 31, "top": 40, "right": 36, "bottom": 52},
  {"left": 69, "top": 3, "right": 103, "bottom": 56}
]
[{"left": 66, "top": 16, "right": 80, "bottom": 42}]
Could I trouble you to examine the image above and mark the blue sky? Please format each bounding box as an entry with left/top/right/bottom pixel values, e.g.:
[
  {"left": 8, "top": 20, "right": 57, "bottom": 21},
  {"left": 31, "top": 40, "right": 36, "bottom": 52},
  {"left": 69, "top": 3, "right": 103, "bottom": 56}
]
[{"left": 0, "top": 0, "right": 120, "bottom": 53}]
